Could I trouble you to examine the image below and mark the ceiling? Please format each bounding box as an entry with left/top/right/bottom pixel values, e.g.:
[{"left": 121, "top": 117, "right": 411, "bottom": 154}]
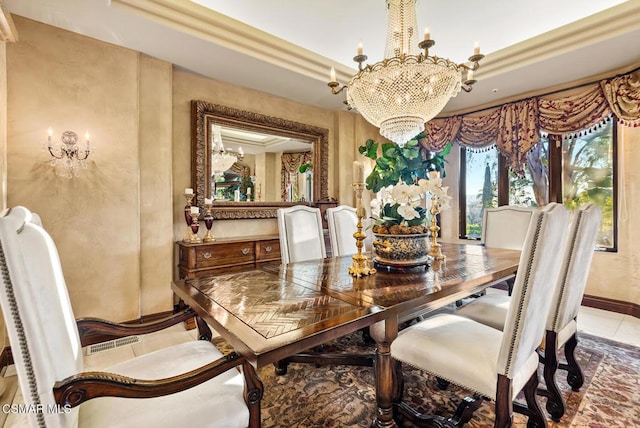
[{"left": 3, "top": 0, "right": 640, "bottom": 116}]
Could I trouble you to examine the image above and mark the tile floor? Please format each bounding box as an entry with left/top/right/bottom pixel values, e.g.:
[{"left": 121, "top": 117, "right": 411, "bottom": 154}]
[{"left": 0, "top": 300, "right": 637, "bottom": 427}]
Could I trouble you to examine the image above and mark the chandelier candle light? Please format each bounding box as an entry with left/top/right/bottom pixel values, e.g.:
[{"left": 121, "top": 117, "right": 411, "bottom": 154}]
[{"left": 328, "top": 0, "right": 483, "bottom": 147}]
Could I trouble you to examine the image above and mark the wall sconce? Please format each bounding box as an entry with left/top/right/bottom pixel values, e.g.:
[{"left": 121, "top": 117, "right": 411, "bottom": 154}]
[{"left": 47, "top": 128, "right": 91, "bottom": 178}]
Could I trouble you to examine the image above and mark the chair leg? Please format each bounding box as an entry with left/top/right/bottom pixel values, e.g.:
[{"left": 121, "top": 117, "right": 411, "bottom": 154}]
[
  {"left": 436, "top": 377, "right": 450, "bottom": 390},
  {"left": 494, "top": 374, "right": 513, "bottom": 428},
  {"left": 542, "top": 331, "right": 565, "bottom": 421},
  {"left": 195, "top": 316, "right": 213, "bottom": 341},
  {"left": 506, "top": 277, "right": 515, "bottom": 296},
  {"left": 522, "top": 372, "right": 547, "bottom": 428},
  {"left": 242, "top": 360, "right": 264, "bottom": 428},
  {"left": 563, "top": 333, "right": 584, "bottom": 391},
  {"left": 392, "top": 359, "right": 404, "bottom": 403}
]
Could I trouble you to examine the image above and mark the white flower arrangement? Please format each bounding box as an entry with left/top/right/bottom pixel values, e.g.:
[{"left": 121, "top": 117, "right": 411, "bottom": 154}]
[{"left": 370, "top": 171, "right": 452, "bottom": 234}]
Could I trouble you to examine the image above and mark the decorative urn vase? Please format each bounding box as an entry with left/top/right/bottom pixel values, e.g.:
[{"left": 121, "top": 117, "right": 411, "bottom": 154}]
[{"left": 372, "top": 232, "right": 431, "bottom": 268}]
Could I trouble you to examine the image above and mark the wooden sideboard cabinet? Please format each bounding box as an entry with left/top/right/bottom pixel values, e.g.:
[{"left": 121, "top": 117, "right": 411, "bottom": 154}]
[{"left": 176, "top": 235, "right": 280, "bottom": 279}]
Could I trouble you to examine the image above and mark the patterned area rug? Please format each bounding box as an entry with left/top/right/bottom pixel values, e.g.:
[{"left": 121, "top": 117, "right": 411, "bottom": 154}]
[{"left": 216, "top": 332, "right": 640, "bottom": 427}]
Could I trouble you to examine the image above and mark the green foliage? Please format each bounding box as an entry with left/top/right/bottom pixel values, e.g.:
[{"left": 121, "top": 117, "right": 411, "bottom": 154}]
[
  {"left": 358, "top": 135, "right": 450, "bottom": 193},
  {"left": 299, "top": 162, "right": 312, "bottom": 173}
]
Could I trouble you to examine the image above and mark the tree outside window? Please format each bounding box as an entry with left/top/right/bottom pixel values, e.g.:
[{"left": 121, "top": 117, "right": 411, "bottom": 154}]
[{"left": 461, "top": 148, "right": 498, "bottom": 239}]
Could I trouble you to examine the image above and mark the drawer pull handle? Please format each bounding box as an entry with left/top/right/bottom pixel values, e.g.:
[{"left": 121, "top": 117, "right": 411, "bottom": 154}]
[
  {"left": 241, "top": 248, "right": 250, "bottom": 255},
  {"left": 202, "top": 252, "right": 212, "bottom": 259},
  {"left": 265, "top": 245, "right": 272, "bottom": 252}
]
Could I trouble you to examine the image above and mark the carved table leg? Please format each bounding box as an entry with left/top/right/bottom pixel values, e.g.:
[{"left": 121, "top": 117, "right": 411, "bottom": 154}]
[{"left": 373, "top": 317, "right": 399, "bottom": 428}]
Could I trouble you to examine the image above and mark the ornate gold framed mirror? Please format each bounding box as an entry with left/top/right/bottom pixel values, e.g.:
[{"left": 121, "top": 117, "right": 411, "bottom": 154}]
[{"left": 191, "top": 100, "right": 329, "bottom": 219}]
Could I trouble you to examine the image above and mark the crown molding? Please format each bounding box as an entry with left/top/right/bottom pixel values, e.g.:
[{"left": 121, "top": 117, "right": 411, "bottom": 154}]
[
  {"left": 111, "top": 0, "right": 352, "bottom": 83},
  {"left": 113, "top": 0, "right": 640, "bottom": 88},
  {"left": 0, "top": 3, "right": 18, "bottom": 42},
  {"left": 477, "top": 1, "right": 640, "bottom": 80}
]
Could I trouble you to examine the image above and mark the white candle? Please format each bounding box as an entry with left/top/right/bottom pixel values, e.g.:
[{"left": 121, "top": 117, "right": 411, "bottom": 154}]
[
  {"left": 247, "top": 187, "right": 252, "bottom": 195},
  {"left": 474, "top": 42, "right": 480, "bottom": 55},
  {"left": 239, "top": 147, "right": 243, "bottom": 157},
  {"left": 234, "top": 189, "right": 240, "bottom": 201},
  {"left": 185, "top": 188, "right": 193, "bottom": 195},
  {"left": 424, "top": 27, "right": 431, "bottom": 40},
  {"left": 353, "top": 161, "right": 365, "bottom": 183},
  {"left": 330, "top": 66, "right": 337, "bottom": 83},
  {"left": 190, "top": 206, "right": 199, "bottom": 215},
  {"left": 47, "top": 128, "right": 53, "bottom": 143},
  {"left": 85, "top": 131, "right": 90, "bottom": 149},
  {"left": 357, "top": 42, "right": 363, "bottom": 56}
]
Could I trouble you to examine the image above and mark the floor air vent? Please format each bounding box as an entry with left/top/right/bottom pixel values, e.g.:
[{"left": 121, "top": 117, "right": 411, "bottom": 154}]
[{"left": 85, "top": 336, "right": 141, "bottom": 355}]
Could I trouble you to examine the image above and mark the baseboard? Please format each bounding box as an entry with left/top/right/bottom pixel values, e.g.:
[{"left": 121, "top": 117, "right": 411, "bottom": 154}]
[{"left": 581, "top": 294, "right": 640, "bottom": 318}]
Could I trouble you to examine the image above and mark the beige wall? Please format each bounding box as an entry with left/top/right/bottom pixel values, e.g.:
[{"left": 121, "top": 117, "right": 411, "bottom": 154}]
[
  {"left": 3, "top": 17, "right": 639, "bottom": 328},
  {"left": 7, "top": 17, "right": 141, "bottom": 320}
]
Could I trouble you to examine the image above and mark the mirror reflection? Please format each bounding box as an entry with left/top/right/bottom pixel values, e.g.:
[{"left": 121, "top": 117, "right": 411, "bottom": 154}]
[
  {"left": 191, "top": 100, "right": 329, "bottom": 220},
  {"left": 210, "top": 125, "right": 314, "bottom": 203}
]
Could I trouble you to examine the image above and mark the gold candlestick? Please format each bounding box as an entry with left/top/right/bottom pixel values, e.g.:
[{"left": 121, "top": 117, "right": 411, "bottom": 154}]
[
  {"left": 203, "top": 203, "right": 215, "bottom": 242},
  {"left": 183, "top": 192, "right": 195, "bottom": 242},
  {"left": 349, "top": 183, "right": 376, "bottom": 278},
  {"left": 428, "top": 194, "right": 445, "bottom": 260}
]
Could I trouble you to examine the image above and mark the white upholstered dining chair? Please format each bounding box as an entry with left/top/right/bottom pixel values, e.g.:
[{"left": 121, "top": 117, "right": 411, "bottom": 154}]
[
  {"left": 482, "top": 205, "right": 535, "bottom": 250},
  {"left": 481, "top": 205, "right": 535, "bottom": 295},
  {"left": 390, "top": 203, "right": 569, "bottom": 427},
  {"left": 456, "top": 203, "right": 602, "bottom": 421},
  {"left": 0, "top": 207, "right": 262, "bottom": 428},
  {"left": 326, "top": 205, "right": 374, "bottom": 257},
  {"left": 326, "top": 205, "right": 358, "bottom": 257},
  {"left": 277, "top": 205, "right": 326, "bottom": 264}
]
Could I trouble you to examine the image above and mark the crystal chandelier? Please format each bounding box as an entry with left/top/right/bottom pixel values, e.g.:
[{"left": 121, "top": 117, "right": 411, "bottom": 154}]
[
  {"left": 328, "top": 0, "right": 483, "bottom": 146},
  {"left": 210, "top": 124, "right": 243, "bottom": 177}
]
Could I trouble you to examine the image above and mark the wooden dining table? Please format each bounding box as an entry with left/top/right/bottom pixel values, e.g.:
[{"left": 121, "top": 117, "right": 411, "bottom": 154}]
[{"left": 172, "top": 242, "right": 521, "bottom": 428}]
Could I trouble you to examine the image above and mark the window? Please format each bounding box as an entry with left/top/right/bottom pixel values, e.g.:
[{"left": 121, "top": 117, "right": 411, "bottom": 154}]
[
  {"left": 459, "top": 147, "right": 498, "bottom": 239},
  {"left": 560, "top": 124, "right": 616, "bottom": 248},
  {"left": 459, "top": 118, "right": 617, "bottom": 250}
]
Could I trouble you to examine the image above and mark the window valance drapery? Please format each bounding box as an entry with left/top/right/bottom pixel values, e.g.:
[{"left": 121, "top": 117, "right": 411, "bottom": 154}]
[
  {"left": 281, "top": 151, "right": 313, "bottom": 200},
  {"left": 421, "top": 68, "right": 640, "bottom": 174}
]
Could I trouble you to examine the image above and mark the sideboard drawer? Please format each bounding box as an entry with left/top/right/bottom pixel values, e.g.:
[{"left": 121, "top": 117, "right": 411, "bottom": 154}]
[
  {"left": 176, "top": 234, "right": 280, "bottom": 280},
  {"left": 195, "top": 242, "right": 255, "bottom": 268},
  {"left": 256, "top": 239, "right": 280, "bottom": 262}
]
